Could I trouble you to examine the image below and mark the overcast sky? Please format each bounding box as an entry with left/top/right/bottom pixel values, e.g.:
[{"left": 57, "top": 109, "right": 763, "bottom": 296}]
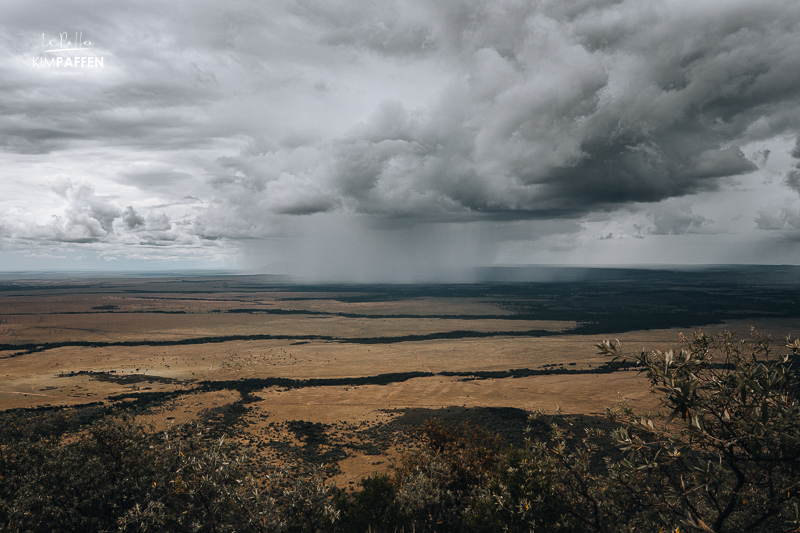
[{"left": 2, "top": 0, "right": 800, "bottom": 281}]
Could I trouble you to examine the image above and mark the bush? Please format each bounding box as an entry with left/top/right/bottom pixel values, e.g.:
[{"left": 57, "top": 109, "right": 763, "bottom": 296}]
[
  {"left": 332, "top": 473, "right": 410, "bottom": 532},
  {"left": 0, "top": 415, "right": 337, "bottom": 532},
  {"left": 486, "top": 330, "right": 800, "bottom": 532},
  {"left": 4, "top": 330, "right": 799, "bottom": 532},
  {"left": 388, "top": 420, "right": 505, "bottom": 531},
  {"left": 595, "top": 329, "right": 800, "bottom": 532}
]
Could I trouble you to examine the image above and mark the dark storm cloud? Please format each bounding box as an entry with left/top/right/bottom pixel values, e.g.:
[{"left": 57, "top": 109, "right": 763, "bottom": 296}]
[
  {"left": 307, "top": 0, "right": 798, "bottom": 220},
  {"left": 3, "top": 0, "right": 800, "bottom": 271},
  {"left": 173, "top": 0, "right": 791, "bottom": 233},
  {"left": 7, "top": 0, "right": 798, "bottom": 218}
]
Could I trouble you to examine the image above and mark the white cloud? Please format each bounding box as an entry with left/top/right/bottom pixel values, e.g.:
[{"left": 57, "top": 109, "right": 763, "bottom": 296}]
[{"left": 648, "top": 205, "right": 708, "bottom": 235}]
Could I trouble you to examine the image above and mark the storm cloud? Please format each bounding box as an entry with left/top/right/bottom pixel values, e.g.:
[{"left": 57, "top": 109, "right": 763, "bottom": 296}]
[{"left": 1, "top": 0, "right": 800, "bottom": 275}]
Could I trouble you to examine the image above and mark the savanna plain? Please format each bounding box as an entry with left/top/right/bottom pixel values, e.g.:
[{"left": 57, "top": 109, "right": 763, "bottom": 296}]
[{"left": 2, "top": 266, "right": 800, "bottom": 486}]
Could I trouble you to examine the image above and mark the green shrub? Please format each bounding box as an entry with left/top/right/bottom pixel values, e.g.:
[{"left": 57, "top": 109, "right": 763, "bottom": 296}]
[
  {"left": 389, "top": 420, "right": 505, "bottom": 532},
  {"left": 0, "top": 415, "right": 338, "bottom": 532},
  {"left": 594, "top": 330, "right": 800, "bottom": 532},
  {"left": 333, "top": 473, "right": 410, "bottom": 532},
  {"left": 465, "top": 330, "right": 800, "bottom": 532}
]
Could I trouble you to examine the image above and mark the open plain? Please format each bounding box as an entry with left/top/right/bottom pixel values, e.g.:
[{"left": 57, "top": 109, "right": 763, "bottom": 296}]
[{"left": 3, "top": 266, "right": 800, "bottom": 485}]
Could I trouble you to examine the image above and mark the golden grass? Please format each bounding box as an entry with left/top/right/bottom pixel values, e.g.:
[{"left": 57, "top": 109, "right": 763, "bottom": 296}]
[{"left": 2, "top": 279, "right": 799, "bottom": 484}]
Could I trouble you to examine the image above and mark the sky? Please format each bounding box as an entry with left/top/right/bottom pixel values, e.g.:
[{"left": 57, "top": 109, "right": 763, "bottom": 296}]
[{"left": 2, "top": 0, "right": 800, "bottom": 281}]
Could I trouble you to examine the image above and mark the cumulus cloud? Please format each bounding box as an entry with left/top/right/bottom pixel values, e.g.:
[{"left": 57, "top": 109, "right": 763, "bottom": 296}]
[
  {"left": 756, "top": 203, "right": 800, "bottom": 231},
  {"left": 0, "top": 179, "right": 191, "bottom": 253},
  {"left": 122, "top": 206, "right": 146, "bottom": 230},
  {"left": 648, "top": 206, "right": 708, "bottom": 235},
  {"left": 37, "top": 181, "right": 123, "bottom": 242}
]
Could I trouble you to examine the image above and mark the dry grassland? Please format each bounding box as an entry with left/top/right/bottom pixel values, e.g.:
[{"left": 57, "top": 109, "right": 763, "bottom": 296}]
[{"left": 2, "top": 276, "right": 799, "bottom": 485}]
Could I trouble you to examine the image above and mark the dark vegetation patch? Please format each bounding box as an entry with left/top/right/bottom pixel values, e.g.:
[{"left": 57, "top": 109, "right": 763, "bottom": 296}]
[
  {"left": 0, "top": 404, "right": 110, "bottom": 442},
  {"left": 106, "top": 390, "right": 190, "bottom": 413},
  {"left": 59, "top": 370, "right": 191, "bottom": 386},
  {"left": 224, "top": 307, "right": 327, "bottom": 315},
  {"left": 0, "top": 334, "right": 335, "bottom": 358},
  {"left": 200, "top": 398, "right": 253, "bottom": 438},
  {"left": 196, "top": 362, "right": 640, "bottom": 397},
  {"left": 270, "top": 268, "right": 800, "bottom": 335},
  {"left": 196, "top": 371, "right": 434, "bottom": 395},
  {"left": 342, "top": 328, "right": 560, "bottom": 343},
  {"left": 45, "top": 363, "right": 646, "bottom": 419},
  {"left": 2, "top": 309, "right": 190, "bottom": 317},
  {"left": 217, "top": 307, "right": 536, "bottom": 320},
  {"left": 284, "top": 420, "right": 350, "bottom": 466},
  {"left": 385, "top": 406, "right": 535, "bottom": 450},
  {"left": 1, "top": 329, "right": 569, "bottom": 358},
  {"left": 36, "top": 366, "right": 630, "bottom": 424}
]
